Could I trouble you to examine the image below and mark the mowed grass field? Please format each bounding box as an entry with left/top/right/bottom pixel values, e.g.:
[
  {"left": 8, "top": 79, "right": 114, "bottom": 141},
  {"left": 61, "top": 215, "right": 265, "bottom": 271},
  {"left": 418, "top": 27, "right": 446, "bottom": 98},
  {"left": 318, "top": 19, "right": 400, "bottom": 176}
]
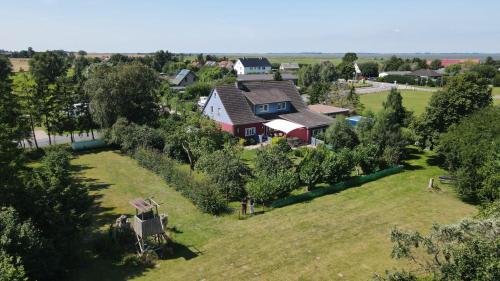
[
  {"left": 360, "top": 90, "right": 435, "bottom": 116},
  {"left": 71, "top": 149, "right": 475, "bottom": 281}
]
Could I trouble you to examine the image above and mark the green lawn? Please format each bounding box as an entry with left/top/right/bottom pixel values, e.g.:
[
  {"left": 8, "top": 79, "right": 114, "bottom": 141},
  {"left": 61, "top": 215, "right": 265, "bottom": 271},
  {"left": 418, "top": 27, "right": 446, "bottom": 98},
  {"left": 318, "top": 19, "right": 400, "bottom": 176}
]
[
  {"left": 360, "top": 90, "right": 435, "bottom": 116},
  {"left": 493, "top": 87, "right": 500, "bottom": 106},
  {"left": 71, "top": 149, "right": 475, "bottom": 281}
]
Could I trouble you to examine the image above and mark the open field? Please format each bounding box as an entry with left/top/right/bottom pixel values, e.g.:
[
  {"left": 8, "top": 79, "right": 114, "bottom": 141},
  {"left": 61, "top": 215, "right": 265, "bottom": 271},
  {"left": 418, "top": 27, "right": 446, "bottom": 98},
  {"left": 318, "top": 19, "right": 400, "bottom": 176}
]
[
  {"left": 71, "top": 149, "right": 475, "bottom": 281},
  {"left": 361, "top": 90, "right": 434, "bottom": 116},
  {"left": 9, "top": 58, "right": 30, "bottom": 72}
]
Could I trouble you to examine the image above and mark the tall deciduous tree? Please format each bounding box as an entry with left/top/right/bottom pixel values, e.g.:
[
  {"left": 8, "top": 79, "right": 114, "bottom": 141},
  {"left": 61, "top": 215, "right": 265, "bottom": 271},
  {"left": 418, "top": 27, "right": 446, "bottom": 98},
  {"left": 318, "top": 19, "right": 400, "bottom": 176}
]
[
  {"left": 29, "top": 51, "right": 70, "bottom": 144},
  {"left": 85, "top": 62, "right": 161, "bottom": 128},
  {"left": 438, "top": 106, "right": 500, "bottom": 202},
  {"left": 325, "top": 116, "right": 359, "bottom": 150},
  {"left": 196, "top": 146, "right": 250, "bottom": 201},
  {"left": 298, "top": 147, "right": 328, "bottom": 190},
  {"left": 415, "top": 72, "right": 492, "bottom": 148}
]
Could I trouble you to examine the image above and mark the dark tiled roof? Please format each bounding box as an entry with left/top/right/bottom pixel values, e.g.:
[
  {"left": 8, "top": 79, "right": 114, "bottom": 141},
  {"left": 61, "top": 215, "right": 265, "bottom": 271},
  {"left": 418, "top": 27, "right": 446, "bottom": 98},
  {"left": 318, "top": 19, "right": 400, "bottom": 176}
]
[
  {"left": 279, "top": 110, "right": 334, "bottom": 129},
  {"left": 238, "top": 57, "right": 272, "bottom": 68},
  {"left": 237, "top": 73, "right": 298, "bottom": 82},
  {"left": 239, "top": 80, "right": 307, "bottom": 112},
  {"left": 213, "top": 84, "right": 264, "bottom": 125},
  {"left": 410, "top": 69, "right": 442, "bottom": 77},
  {"left": 243, "top": 88, "right": 291, "bottom": 105},
  {"left": 212, "top": 80, "right": 334, "bottom": 128}
]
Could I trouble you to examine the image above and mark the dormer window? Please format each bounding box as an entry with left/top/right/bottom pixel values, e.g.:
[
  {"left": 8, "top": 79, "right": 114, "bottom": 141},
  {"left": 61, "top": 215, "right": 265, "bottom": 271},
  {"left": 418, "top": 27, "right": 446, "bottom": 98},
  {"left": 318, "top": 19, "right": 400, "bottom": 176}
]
[
  {"left": 277, "top": 102, "right": 286, "bottom": 110},
  {"left": 258, "top": 104, "right": 269, "bottom": 112}
]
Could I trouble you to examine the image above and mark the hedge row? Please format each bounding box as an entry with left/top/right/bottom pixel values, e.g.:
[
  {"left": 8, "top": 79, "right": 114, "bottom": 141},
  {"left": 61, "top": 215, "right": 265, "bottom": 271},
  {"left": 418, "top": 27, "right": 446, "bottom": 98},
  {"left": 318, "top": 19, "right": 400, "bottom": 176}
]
[{"left": 133, "top": 147, "right": 226, "bottom": 214}]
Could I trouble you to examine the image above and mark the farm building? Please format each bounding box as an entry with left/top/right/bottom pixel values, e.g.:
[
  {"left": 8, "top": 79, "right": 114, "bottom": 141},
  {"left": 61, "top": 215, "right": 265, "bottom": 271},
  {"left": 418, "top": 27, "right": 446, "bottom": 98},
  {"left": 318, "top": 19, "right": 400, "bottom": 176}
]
[
  {"left": 169, "top": 69, "right": 197, "bottom": 87},
  {"left": 201, "top": 81, "right": 334, "bottom": 144},
  {"left": 234, "top": 57, "right": 272, "bottom": 75}
]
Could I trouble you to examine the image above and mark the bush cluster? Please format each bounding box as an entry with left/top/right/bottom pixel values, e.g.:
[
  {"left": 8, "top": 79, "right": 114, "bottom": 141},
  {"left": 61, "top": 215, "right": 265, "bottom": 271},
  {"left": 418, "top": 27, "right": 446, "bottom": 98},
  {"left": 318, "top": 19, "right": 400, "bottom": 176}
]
[{"left": 134, "top": 147, "right": 226, "bottom": 214}]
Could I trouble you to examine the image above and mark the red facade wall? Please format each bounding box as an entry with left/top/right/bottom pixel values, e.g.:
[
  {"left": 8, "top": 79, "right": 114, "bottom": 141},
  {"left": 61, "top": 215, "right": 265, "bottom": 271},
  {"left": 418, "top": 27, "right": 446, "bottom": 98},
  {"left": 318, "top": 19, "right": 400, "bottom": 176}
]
[
  {"left": 233, "top": 123, "right": 265, "bottom": 138},
  {"left": 287, "top": 127, "right": 309, "bottom": 143}
]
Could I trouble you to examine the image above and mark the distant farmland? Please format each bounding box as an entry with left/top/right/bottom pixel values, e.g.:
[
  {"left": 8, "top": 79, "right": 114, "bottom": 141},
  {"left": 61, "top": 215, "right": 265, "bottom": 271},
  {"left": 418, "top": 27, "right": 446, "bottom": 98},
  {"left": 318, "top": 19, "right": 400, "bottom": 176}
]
[{"left": 9, "top": 58, "right": 30, "bottom": 72}]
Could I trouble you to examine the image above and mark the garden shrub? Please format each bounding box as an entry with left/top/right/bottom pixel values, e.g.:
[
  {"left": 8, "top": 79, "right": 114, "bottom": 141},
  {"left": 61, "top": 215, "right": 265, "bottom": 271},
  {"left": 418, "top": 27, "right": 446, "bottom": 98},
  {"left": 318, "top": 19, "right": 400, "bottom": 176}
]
[{"left": 133, "top": 147, "right": 226, "bottom": 214}]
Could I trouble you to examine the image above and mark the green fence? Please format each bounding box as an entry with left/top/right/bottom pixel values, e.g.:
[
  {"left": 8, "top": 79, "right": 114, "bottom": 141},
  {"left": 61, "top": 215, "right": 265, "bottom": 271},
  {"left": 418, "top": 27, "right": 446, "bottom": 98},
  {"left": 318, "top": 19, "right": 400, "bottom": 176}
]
[
  {"left": 271, "top": 165, "right": 404, "bottom": 208},
  {"left": 71, "top": 139, "right": 107, "bottom": 151}
]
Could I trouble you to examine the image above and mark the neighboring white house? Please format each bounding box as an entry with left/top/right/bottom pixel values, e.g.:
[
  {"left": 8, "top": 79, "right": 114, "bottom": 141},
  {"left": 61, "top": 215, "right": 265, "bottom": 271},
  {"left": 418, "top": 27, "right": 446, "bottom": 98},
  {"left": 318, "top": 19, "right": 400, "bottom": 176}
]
[{"left": 234, "top": 57, "right": 272, "bottom": 75}]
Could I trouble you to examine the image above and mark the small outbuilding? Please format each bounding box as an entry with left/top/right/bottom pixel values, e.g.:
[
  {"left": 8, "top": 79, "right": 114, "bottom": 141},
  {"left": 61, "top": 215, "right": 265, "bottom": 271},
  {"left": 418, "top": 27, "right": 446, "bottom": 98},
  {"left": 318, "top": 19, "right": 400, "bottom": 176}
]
[
  {"left": 170, "top": 69, "right": 197, "bottom": 87},
  {"left": 308, "top": 104, "right": 350, "bottom": 117}
]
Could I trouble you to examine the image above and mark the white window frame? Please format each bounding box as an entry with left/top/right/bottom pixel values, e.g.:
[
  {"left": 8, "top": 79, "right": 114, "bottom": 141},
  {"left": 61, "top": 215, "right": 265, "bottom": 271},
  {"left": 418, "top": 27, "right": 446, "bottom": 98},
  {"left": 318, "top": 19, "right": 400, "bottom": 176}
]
[
  {"left": 245, "top": 127, "right": 256, "bottom": 137},
  {"left": 258, "top": 104, "right": 269, "bottom": 112},
  {"left": 217, "top": 107, "right": 221, "bottom": 116},
  {"left": 277, "top": 102, "right": 286, "bottom": 110}
]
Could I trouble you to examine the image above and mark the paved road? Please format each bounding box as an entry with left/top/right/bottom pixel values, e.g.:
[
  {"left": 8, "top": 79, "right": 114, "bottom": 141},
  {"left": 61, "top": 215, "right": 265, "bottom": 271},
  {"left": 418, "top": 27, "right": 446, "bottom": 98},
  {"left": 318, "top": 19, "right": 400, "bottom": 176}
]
[
  {"left": 21, "top": 130, "right": 101, "bottom": 148},
  {"left": 356, "top": 81, "right": 439, "bottom": 94}
]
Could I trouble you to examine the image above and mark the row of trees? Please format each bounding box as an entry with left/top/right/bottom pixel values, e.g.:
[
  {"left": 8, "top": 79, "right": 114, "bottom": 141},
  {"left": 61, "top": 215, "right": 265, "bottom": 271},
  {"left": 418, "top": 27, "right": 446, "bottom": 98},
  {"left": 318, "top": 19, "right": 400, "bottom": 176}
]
[{"left": 1, "top": 57, "right": 92, "bottom": 280}]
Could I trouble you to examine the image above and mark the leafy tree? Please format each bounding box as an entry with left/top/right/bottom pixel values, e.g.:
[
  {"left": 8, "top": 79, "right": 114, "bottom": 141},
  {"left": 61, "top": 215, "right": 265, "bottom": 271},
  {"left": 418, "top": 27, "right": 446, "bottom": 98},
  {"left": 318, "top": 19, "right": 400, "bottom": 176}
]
[
  {"left": 165, "top": 114, "right": 227, "bottom": 169},
  {"left": 337, "top": 61, "right": 355, "bottom": 80},
  {"left": 438, "top": 107, "right": 500, "bottom": 202},
  {"left": 322, "top": 148, "right": 355, "bottom": 183},
  {"left": 319, "top": 61, "right": 338, "bottom": 82},
  {"left": 410, "top": 57, "right": 428, "bottom": 69},
  {"left": 325, "top": 116, "right": 359, "bottom": 150},
  {"left": 415, "top": 72, "right": 492, "bottom": 148},
  {"left": 378, "top": 212, "right": 500, "bottom": 281},
  {"left": 494, "top": 73, "right": 500, "bottom": 87},
  {"left": 29, "top": 51, "right": 70, "bottom": 144},
  {"left": 342, "top": 52, "right": 358, "bottom": 63},
  {"left": 0, "top": 55, "right": 27, "bottom": 176},
  {"left": 85, "top": 62, "right": 160, "bottom": 128},
  {"left": 299, "top": 64, "right": 321, "bottom": 87},
  {"left": 445, "top": 64, "right": 462, "bottom": 76},
  {"left": 273, "top": 70, "right": 283, "bottom": 81},
  {"left": 370, "top": 109, "right": 407, "bottom": 166},
  {"left": 247, "top": 145, "right": 298, "bottom": 203},
  {"left": 383, "top": 88, "right": 411, "bottom": 127},
  {"left": 354, "top": 144, "right": 379, "bottom": 174},
  {"left": 196, "top": 53, "right": 205, "bottom": 64},
  {"left": 13, "top": 73, "right": 42, "bottom": 148},
  {"left": 345, "top": 86, "right": 364, "bottom": 113},
  {"left": 470, "top": 64, "right": 497, "bottom": 80},
  {"left": 306, "top": 81, "right": 330, "bottom": 104},
  {"left": 429, "top": 59, "right": 442, "bottom": 70},
  {"left": 0, "top": 207, "right": 46, "bottom": 281},
  {"left": 23, "top": 147, "right": 92, "bottom": 280},
  {"left": 196, "top": 146, "right": 250, "bottom": 201},
  {"left": 0, "top": 251, "right": 28, "bottom": 281},
  {"left": 298, "top": 147, "right": 328, "bottom": 190},
  {"left": 183, "top": 82, "right": 212, "bottom": 100},
  {"left": 108, "top": 53, "right": 130, "bottom": 64},
  {"left": 358, "top": 62, "right": 379, "bottom": 77},
  {"left": 383, "top": 56, "right": 404, "bottom": 71}
]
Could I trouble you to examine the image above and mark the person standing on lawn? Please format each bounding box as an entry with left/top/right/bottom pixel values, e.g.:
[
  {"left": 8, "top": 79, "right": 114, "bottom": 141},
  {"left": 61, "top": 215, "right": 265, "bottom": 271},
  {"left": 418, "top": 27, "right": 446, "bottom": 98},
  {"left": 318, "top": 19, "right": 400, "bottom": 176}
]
[
  {"left": 249, "top": 197, "right": 255, "bottom": 215},
  {"left": 241, "top": 197, "right": 247, "bottom": 216}
]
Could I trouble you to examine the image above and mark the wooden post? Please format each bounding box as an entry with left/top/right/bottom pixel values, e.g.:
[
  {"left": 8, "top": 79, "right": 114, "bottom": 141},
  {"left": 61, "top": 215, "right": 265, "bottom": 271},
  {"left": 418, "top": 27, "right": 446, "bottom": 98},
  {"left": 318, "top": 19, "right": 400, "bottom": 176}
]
[{"left": 428, "top": 178, "right": 434, "bottom": 189}]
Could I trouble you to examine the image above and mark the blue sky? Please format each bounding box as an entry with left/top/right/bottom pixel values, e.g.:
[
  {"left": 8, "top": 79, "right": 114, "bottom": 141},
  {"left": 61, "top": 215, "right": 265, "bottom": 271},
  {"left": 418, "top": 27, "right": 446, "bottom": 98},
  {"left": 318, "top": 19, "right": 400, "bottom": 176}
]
[{"left": 1, "top": 0, "right": 499, "bottom": 53}]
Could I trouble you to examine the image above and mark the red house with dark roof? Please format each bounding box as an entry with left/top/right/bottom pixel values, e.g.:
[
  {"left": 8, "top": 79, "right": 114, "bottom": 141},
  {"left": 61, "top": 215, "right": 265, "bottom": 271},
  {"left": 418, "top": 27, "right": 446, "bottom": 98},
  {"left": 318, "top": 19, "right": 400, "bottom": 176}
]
[{"left": 201, "top": 81, "right": 334, "bottom": 144}]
